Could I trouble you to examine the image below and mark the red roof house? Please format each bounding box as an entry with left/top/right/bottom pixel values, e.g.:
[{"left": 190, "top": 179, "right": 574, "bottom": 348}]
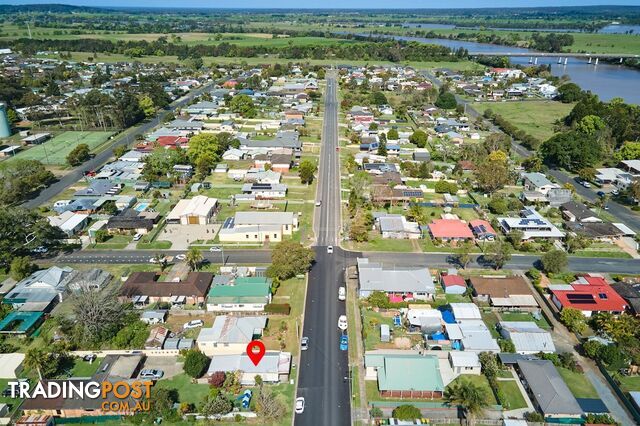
[
  {"left": 469, "top": 219, "right": 496, "bottom": 241},
  {"left": 441, "top": 274, "right": 467, "bottom": 295},
  {"left": 428, "top": 219, "right": 474, "bottom": 241},
  {"left": 550, "top": 274, "right": 627, "bottom": 317}
]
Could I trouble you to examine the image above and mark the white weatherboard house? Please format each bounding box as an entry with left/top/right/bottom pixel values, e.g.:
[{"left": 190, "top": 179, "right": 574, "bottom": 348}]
[
  {"left": 205, "top": 351, "right": 291, "bottom": 385},
  {"left": 166, "top": 195, "right": 218, "bottom": 225},
  {"left": 357, "top": 258, "right": 435, "bottom": 300},
  {"left": 218, "top": 211, "right": 298, "bottom": 243},
  {"left": 197, "top": 315, "right": 267, "bottom": 355}
]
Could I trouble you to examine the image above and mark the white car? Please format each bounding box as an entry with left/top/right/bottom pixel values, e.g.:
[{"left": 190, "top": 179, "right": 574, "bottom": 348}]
[
  {"left": 149, "top": 257, "right": 167, "bottom": 264},
  {"left": 315, "top": 201, "right": 322, "bottom": 207},
  {"left": 295, "top": 397, "right": 305, "bottom": 414},
  {"left": 133, "top": 233, "right": 143, "bottom": 241},
  {"left": 175, "top": 254, "right": 186, "bottom": 261},
  {"left": 581, "top": 181, "right": 592, "bottom": 188},
  {"left": 327, "top": 246, "right": 334, "bottom": 254},
  {"left": 338, "top": 286, "right": 346, "bottom": 301},
  {"left": 338, "top": 315, "right": 348, "bottom": 330},
  {"left": 300, "top": 337, "right": 309, "bottom": 351},
  {"left": 209, "top": 246, "right": 222, "bottom": 252},
  {"left": 139, "top": 369, "right": 163, "bottom": 380},
  {"left": 183, "top": 320, "right": 204, "bottom": 329}
]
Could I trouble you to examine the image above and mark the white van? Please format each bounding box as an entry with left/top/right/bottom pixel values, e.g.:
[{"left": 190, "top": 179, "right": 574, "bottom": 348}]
[{"left": 338, "top": 286, "right": 346, "bottom": 301}]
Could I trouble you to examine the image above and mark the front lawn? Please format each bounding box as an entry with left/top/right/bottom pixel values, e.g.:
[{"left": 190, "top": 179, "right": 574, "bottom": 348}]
[{"left": 499, "top": 311, "right": 551, "bottom": 330}]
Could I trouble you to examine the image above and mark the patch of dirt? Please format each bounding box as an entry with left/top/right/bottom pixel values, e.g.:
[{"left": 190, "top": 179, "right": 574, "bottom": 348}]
[{"left": 393, "top": 337, "right": 412, "bottom": 349}]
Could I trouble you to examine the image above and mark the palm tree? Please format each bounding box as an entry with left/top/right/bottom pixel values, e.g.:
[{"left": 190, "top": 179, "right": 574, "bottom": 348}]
[
  {"left": 153, "top": 252, "right": 168, "bottom": 272},
  {"left": 25, "top": 347, "right": 47, "bottom": 381},
  {"left": 443, "top": 378, "right": 489, "bottom": 425},
  {"left": 186, "top": 247, "right": 203, "bottom": 272}
]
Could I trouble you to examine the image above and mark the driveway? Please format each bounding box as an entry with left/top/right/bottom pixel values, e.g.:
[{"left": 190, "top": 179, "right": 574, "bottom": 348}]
[
  {"left": 161, "top": 224, "right": 220, "bottom": 250},
  {"left": 140, "top": 356, "right": 184, "bottom": 379}
]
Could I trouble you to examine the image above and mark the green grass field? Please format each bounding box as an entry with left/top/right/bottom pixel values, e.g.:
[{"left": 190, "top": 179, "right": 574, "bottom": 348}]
[
  {"left": 8, "top": 131, "right": 112, "bottom": 166},
  {"left": 496, "top": 380, "right": 527, "bottom": 409},
  {"left": 558, "top": 366, "right": 599, "bottom": 398},
  {"left": 471, "top": 101, "right": 574, "bottom": 142}
]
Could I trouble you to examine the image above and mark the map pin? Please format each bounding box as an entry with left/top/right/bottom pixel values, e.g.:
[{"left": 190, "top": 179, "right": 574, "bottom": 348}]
[{"left": 246, "top": 340, "right": 266, "bottom": 366}]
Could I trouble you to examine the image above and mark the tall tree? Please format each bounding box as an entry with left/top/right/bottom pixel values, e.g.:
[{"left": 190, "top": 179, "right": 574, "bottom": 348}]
[
  {"left": 185, "top": 247, "right": 203, "bottom": 272},
  {"left": 444, "top": 378, "right": 489, "bottom": 425}
]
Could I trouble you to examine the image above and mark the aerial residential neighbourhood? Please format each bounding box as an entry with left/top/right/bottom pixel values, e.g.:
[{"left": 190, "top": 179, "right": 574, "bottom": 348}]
[{"left": 0, "top": 3, "right": 639, "bottom": 426}]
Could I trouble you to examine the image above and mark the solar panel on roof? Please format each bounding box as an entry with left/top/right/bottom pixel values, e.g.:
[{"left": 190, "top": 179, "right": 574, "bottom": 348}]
[{"left": 566, "top": 294, "right": 596, "bottom": 304}]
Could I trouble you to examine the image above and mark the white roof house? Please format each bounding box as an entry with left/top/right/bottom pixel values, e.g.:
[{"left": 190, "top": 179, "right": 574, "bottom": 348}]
[
  {"left": 166, "top": 196, "right": 218, "bottom": 225},
  {"left": 197, "top": 316, "right": 267, "bottom": 355},
  {"left": 0, "top": 353, "right": 25, "bottom": 378},
  {"left": 357, "top": 258, "right": 435, "bottom": 300},
  {"left": 498, "top": 207, "right": 564, "bottom": 240},
  {"left": 47, "top": 211, "right": 89, "bottom": 236},
  {"left": 450, "top": 303, "right": 482, "bottom": 320},
  {"left": 499, "top": 321, "right": 556, "bottom": 354},
  {"left": 206, "top": 351, "right": 291, "bottom": 385},
  {"left": 449, "top": 351, "right": 481, "bottom": 371}
]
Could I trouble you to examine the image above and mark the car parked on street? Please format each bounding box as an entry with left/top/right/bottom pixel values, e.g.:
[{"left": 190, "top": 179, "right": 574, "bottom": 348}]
[
  {"left": 301, "top": 337, "right": 309, "bottom": 351},
  {"left": 338, "top": 315, "right": 347, "bottom": 330},
  {"left": 295, "top": 397, "right": 305, "bottom": 414}
]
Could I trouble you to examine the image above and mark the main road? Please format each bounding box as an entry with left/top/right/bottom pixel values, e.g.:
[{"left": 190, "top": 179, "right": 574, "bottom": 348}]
[
  {"left": 22, "top": 81, "right": 216, "bottom": 209},
  {"left": 294, "top": 72, "right": 351, "bottom": 426},
  {"left": 60, "top": 249, "right": 640, "bottom": 274}
]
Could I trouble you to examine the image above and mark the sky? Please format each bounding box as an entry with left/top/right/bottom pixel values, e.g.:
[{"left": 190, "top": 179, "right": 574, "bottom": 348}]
[{"left": 3, "top": 0, "right": 640, "bottom": 8}]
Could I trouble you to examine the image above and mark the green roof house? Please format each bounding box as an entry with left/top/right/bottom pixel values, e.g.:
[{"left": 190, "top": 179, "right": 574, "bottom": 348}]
[
  {"left": 365, "top": 350, "right": 445, "bottom": 399},
  {"left": 206, "top": 276, "right": 272, "bottom": 312}
]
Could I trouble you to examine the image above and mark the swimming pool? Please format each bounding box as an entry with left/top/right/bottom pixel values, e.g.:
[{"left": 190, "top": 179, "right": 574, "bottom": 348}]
[{"left": 134, "top": 202, "right": 150, "bottom": 212}]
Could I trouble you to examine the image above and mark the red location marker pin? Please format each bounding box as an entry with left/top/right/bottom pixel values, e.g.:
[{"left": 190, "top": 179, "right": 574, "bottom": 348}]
[{"left": 246, "top": 340, "right": 266, "bottom": 366}]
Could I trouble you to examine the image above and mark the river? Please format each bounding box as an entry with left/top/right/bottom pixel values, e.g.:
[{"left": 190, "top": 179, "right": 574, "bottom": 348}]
[
  {"left": 350, "top": 32, "right": 640, "bottom": 104},
  {"left": 403, "top": 23, "right": 640, "bottom": 34}
]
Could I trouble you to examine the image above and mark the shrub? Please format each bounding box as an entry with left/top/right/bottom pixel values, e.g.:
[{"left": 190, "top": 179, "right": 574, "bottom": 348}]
[
  {"left": 209, "top": 371, "right": 226, "bottom": 388},
  {"left": 392, "top": 404, "right": 421, "bottom": 420},
  {"left": 264, "top": 303, "right": 291, "bottom": 315},
  {"left": 183, "top": 349, "right": 210, "bottom": 378}
]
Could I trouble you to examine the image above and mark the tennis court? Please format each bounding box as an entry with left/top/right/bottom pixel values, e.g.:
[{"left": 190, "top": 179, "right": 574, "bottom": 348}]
[{"left": 8, "top": 131, "right": 113, "bottom": 165}]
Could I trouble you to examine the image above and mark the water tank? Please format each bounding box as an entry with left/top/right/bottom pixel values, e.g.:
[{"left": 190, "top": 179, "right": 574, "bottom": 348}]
[{"left": 0, "top": 103, "right": 11, "bottom": 138}]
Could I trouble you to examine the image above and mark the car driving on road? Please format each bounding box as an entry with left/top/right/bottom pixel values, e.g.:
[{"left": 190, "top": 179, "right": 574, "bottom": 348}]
[{"left": 327, "top": 245, "right": 333, "bottom": 254}]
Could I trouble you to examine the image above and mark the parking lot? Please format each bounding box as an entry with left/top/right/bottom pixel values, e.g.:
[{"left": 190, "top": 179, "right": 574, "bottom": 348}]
[{"left": 161, "top": 224, "right": 220, "bottom": 250}]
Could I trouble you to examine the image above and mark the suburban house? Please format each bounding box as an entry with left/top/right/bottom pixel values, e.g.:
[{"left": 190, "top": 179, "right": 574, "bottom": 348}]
[
  {"left": 364, "top": 350, "right": 445, "bottom": 399},
  {"left": 448, "top": 351, "right": 481, "bottom": 375},
  {"left": 499, "top": 322, "right": 555, "bottom": 354},
  {"left": 595, "top": 167, "right": 633, "bottom": 189},
  {"left": 197, "top": 315, "right": 267, "bottom": 355},
  {"left": 565, "top": 221, "right": 627, "bottom": 242},
  {"left": 206, "top": 276, "right": 272, "bottom": 312},
  {"left": 516, "top": 359, "right": 583, "bottom": 419},
  {"left": 3, "top": 266, "right": 74, "bottom": 312},
  {"left": 205, "top": 352, "right": 291, "bottom": 385},
  {"left": 166, "top": 196, "right": 218, "bottom": 225},
  {"left": 428, "top": 219, "right": 474, "bottom": 242},
  {"left": 357, "top": 258, "right": 435, "bottom": 301},
  {"left": 469, "top": 276, "right": 538, "bottom": 308},
  {"left": 241, "top": 183, "right": 287, "bottom": 199},
  {"left": 441, "top": 271, "right": 467, "bottom": 295},
  {"left": 218, "top": 212, "right": 298, "bottom": 243},
  {"left": 106, "top": 209, "right": 156, "bottom": 234},
  {"left": 468, "top": 219, "right": 496, "bottom": 241},
  {"left": 497, "top": 207, "right": 565, "bottom": 240},
  {"left": 0, "top": 353, "right": 25, "bottom": 379},
  {"left": 560, "top": 201, "right": 602, "bottom": 223},
  {"left": 522, "top": 172, "right": 557, "bottom": 195},
  {"left": 549, "top": 274, "right": 627, "bottom": 317},
  {"left": 445, "top": 320, "right": 500, "bottom": 353},
  {"left": 119, "top": 272, "right": 213, "bottom": 305},
  {"left": 611, "top": 281, "right": 640, "bottom": 315},
  {"left": 47, "top": 211, "right": 88, "bottom": 237},
  {"left": 375, "top": 214, "right": 421, "bottom": 239}
]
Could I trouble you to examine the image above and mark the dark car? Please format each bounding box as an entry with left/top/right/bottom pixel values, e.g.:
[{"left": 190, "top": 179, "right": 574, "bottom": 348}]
[{"left": 597, "top": 191, "right": 606, "bottom": 198}]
